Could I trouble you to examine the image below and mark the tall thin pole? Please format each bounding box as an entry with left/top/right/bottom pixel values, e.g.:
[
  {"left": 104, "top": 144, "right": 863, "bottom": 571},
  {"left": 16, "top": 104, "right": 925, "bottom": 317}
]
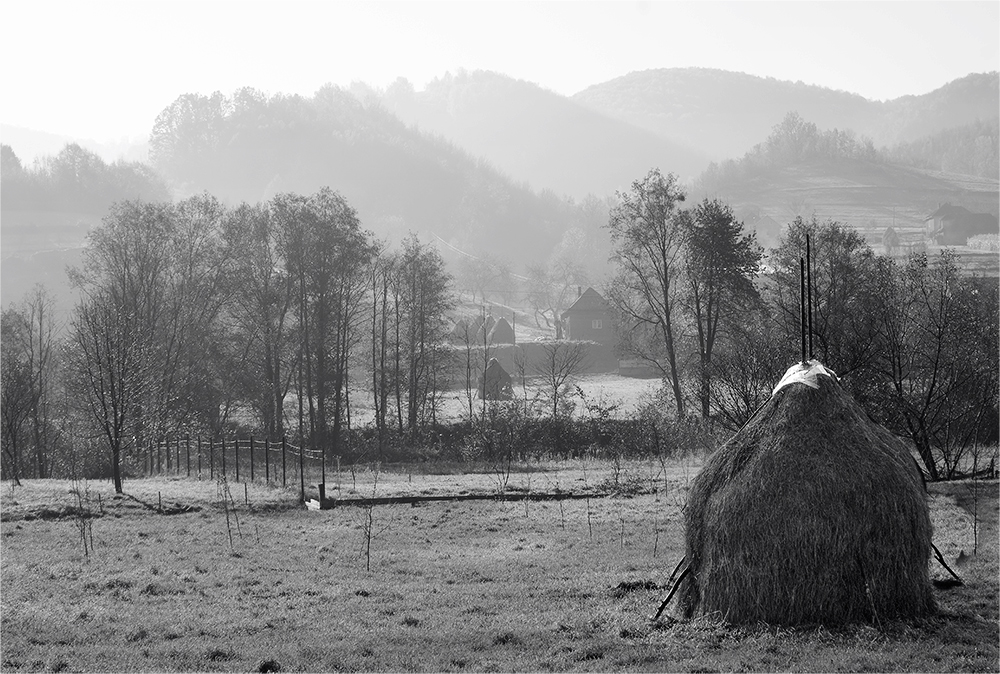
[
  {"left": 799, "top": 257, "right": 807, "bottom": 364},
  {"left": 806, "top": 234, "right": 814, "bottom": 360}
]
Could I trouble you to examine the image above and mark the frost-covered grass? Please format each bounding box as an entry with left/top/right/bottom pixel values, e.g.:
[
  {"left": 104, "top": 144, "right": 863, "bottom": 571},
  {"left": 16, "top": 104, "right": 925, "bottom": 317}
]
[{"left": 1, "top": 463, "right": 996, "bottom": 672}]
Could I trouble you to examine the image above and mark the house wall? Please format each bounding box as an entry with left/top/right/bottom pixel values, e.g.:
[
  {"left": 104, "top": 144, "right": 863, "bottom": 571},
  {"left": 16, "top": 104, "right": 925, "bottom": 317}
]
[{"left": 565, "top": 309, "right": 613, "bottom": 345}]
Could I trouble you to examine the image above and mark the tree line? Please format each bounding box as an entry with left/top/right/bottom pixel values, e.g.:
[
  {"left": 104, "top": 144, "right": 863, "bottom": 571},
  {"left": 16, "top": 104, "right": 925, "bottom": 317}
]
[
  {"left": 0, "top": 144, "right": 169, "bottom": 214},
  {"left": 3, "top": 172, "right": 996, "bottom": 489},
  {"left": 607, "top": 168, "right": 998, "bottom": 481},
  {"left": 1, "top": 188, "right": 455, "bottom": 492}
]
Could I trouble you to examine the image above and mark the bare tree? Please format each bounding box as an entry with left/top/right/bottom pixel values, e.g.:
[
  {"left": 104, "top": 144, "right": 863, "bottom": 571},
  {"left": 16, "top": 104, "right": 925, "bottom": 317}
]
[
  {"left": 606, "top": 168, "right": 689, "bottom": 417},
  {"left": 68, "top": 287, "right": 147, "bottom": 493},
  {"left": 21, "top": 286, "right": 59, "bottom": 478},
  {"left": 1, "top": 309, "right": 34, "bottom": 485},
  {"left": 874, "top": 250, "right": 999, "bottom": 480},
  {"left": 398, "top": 235, "right": 453, "bottom": 433},
  {"left": 769, "top": 216, "right": 882, "bottom": 378},
  {"left": 369, "top": 244, "right": 395, "bottom": 455},
  {"left": 222, "top": 201, "right": 295, "bottom": 438},
  {"left": 533, "top": 341, "right": 591, "bottom": 422},
  {"left": 276, "top": 188, "right": 375, "bottom": 454}
]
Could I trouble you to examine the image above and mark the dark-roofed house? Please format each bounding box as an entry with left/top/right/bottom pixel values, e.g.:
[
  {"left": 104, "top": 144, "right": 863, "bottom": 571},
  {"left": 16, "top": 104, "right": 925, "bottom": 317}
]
[
  {"left": 925, "top": 204, "right": 999, "bottom": 246},
  {"left": 561, "top": 287, "right": 613, "bottom": 345}
]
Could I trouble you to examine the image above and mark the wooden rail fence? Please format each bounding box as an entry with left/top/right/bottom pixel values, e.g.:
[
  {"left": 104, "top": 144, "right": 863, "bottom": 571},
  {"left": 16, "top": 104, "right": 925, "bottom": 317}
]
[{"left": 146, "top": 436, "right": 325, "bottom": 502}]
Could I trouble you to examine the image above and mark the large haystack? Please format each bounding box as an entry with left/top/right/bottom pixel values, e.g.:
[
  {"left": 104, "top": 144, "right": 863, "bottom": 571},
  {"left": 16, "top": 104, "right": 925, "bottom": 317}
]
[{"left": 679, "top": 360, "right": 934, "bottom": 625}]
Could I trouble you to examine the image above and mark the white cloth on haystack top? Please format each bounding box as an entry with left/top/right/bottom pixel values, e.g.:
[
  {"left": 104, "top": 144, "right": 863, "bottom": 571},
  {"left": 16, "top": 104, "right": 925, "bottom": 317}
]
[{"left": 771, "top": 360, "right": 838, "bottom": 396}]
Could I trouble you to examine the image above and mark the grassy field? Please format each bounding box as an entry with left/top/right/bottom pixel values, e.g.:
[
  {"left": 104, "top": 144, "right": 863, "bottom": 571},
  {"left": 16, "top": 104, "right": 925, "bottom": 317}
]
[{"left": 1, "top": 461, "right": 997, "bottom": 673}]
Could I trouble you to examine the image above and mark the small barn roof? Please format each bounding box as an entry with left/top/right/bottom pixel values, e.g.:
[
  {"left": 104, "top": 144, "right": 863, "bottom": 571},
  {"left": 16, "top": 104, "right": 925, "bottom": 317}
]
[
  {"left": 925, "top": 203, "right": 973, "bottom": 221},
  {"left": 561, "top": 287, "right": 608, "bottom": 319}
]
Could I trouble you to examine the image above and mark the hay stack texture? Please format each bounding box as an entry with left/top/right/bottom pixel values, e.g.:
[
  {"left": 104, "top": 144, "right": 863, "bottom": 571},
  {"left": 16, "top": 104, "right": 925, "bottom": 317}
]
[{"left": 680, "top": 367, "right": 934, "bottom": 625}]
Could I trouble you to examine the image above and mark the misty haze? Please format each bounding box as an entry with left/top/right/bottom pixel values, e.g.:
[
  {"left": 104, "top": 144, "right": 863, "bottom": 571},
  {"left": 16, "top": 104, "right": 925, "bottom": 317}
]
[{"left": 1, "top": 2, "right": 998, "bottom": 672}]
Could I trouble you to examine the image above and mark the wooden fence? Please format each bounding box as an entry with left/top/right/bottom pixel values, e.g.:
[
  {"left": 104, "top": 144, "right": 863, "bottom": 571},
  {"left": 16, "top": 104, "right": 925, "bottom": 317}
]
[{"left": 145, "top": 436, "right": 326, "bottom": 502}]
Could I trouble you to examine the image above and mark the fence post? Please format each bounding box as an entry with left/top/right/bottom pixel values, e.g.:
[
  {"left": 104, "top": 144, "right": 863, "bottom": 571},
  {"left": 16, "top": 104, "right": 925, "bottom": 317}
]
[
  {"left": 235, "top": 438, "right": 240, "bottom": 482},
  {"left": 281, "top": 436, "right": 287, "bottom": 487},
  {"left": 221, "top": 437, "right": 226, "bottom": 479},
  {"left": 209, "top": 438, "right": 214, "bottom": 480},
  {"left": 249, "top": 435, "right": 255, "bottom": 482},
  {"left": 298, "top": 439, "right": 305, "bottom": 503}
]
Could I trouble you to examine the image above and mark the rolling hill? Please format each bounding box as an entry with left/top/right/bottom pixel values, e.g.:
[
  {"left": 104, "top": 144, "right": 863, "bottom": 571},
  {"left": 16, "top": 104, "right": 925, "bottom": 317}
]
[
  {"left": 146, "top": 85, "right": 583, "bottom": 264},
  {"left": 371, "top": 70, "right": 709, "bottom": 198},
  {"left": 573, "top": 68, "right": 1000, "bottom": 163}
]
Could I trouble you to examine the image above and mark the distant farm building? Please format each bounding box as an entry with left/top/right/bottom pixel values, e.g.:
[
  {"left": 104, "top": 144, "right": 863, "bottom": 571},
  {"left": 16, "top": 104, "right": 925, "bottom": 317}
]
[
  {"left": 477, "top": 358, "right": 513, "bottom": 400},
  {"left": 925, "top": 204, "right": 999, "bottom": 246},
  {"left": 488, "top": 317, "right": 515, "bottom": 344},
  {"left": 474, "top": 316, "right": 496, "bottom": 344},
  {"left": 561, "top": 287, "right": 613, "bottom": 345}
]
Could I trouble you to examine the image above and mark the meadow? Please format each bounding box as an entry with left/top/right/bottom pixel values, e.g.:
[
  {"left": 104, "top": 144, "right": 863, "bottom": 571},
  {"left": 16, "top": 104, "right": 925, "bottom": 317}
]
[{"left": 1, "top": 459, "right": 997, "bottom": 673}]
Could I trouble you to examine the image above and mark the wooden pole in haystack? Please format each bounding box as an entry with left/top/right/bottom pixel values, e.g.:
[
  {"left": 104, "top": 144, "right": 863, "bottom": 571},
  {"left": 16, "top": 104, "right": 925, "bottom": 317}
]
[
  {"left": 806, "top": 234, "right": 814, "bottom": 360},
  {"left": 799, "top": 258, "right": 807, "bottom": 364}
]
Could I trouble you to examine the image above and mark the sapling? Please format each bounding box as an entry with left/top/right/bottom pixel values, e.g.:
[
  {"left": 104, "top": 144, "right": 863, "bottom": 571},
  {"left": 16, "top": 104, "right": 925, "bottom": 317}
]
[
  {"left": 360, "top": 463, "right": 391, "bottom": 572},
  {"left": 217, "top": 478, "right": 245, "bottom": 552},
  {"left": 71, "top": 479, "right": 94, "bottom": 558},
  {"left": 971, "top": 443, "right": 980, "bottom": 555},
  {"left": 586, "top": 497, "right": 593, "bottom": 540}
]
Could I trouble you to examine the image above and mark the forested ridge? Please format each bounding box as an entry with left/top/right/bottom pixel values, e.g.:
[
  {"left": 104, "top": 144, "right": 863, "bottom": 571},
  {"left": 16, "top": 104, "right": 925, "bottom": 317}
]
[
  {"left": 1, "top": 143, "right": 169, "bottom": 214},
  {"left": 146, "top": 85, "right": 580, "bottom": 264}
]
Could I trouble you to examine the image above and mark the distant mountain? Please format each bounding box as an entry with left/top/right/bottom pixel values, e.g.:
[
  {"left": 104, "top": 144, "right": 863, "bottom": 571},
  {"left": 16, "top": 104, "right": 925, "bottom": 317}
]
[
  {"left": 878, "top": 72, "right": 1000, "bottom": 145},
  {"left": 146, "top": 86, "right": 595, "bottom": 264},
  {"left": 573, "top": 69, "right": 999, "bottom": 163},
  {"left": 370, "top": 70, "right": 709, "bottom": 198}
]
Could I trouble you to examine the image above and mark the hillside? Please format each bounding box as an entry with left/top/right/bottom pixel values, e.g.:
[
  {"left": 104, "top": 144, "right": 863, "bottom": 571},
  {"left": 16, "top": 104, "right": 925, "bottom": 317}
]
[
  {"left": 573, "top": 69, "right": 999, "bottom": 162},
  {"left": 372, "top": 70, "right": 708, "bottom": 197},
  {"left": 695, "top": 157, "right": 999, "bottom": 279},
  {"left": 884, "top": 118, "right": 999, "bottom": 179},
  {"left": 147, "top": 86, "right": 584, "bottom": 264},
  {"left": 681, "top": 110, "right": 998, "bottom": 278}
]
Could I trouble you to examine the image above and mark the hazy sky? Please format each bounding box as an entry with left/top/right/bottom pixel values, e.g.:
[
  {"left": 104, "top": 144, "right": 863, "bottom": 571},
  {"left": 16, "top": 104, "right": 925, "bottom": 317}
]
[{"left": 2, "top": 0, "right": 998, "bottom": 142}]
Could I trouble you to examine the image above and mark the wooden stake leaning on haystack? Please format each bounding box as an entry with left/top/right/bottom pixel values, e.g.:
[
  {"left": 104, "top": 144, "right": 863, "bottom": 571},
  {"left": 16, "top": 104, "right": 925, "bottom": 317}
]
[{"left": 653, "top": 240, "right": 936, "bottom": 625}]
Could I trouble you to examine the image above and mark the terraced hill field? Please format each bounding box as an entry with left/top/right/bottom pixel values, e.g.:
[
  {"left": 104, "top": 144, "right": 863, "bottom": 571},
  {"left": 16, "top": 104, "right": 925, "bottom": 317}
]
[{"left": 707, "top": 159, "right": 999, "bottom": 274}]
